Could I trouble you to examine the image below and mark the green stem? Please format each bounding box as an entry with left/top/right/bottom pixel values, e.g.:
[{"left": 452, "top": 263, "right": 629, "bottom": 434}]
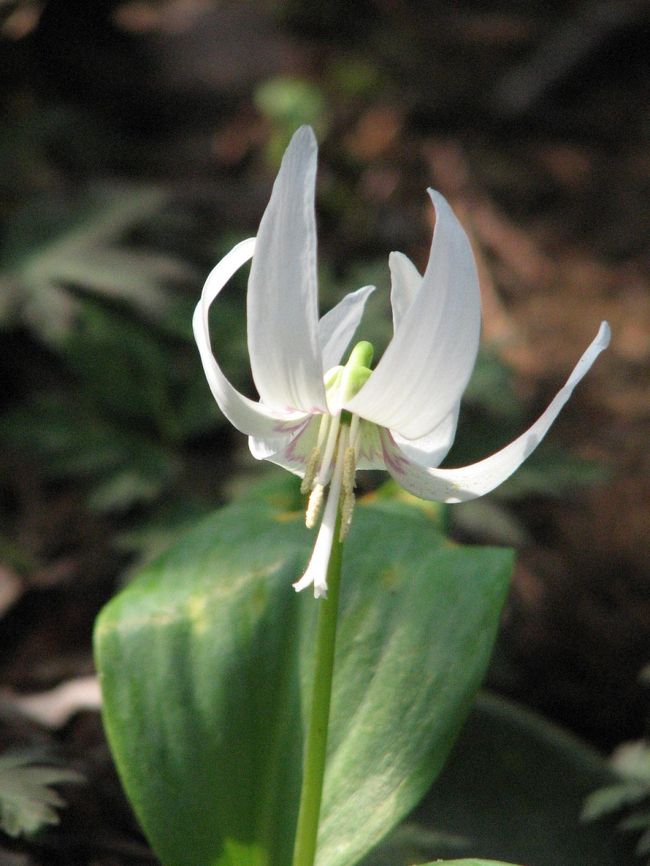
[{"left": 291, "top": 516, "right": 344, "bottom": 866}]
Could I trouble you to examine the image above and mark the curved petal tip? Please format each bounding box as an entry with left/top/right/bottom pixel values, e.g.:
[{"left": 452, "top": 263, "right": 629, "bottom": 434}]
[
  {"left": 596, "top": 320, "right": 611, "bottom": 349},
  {"left": 292, "top": 124, "right": 317, "bottom": 146}
]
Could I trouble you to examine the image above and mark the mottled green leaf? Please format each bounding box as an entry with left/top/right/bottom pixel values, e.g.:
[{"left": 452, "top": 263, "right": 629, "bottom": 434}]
[{"left": 95, "top": 498, "right": 512, "bottom": 866}]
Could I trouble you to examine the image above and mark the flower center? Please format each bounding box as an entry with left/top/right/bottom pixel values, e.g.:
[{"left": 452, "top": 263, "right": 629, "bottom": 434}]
[{"left": 300, "top": 341, "right": 373, "bottom": 541}]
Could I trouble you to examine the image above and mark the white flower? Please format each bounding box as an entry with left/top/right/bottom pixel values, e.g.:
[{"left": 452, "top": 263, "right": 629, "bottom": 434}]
[{"left": 193, "top": 126, "right": 610, "bottom": 598}]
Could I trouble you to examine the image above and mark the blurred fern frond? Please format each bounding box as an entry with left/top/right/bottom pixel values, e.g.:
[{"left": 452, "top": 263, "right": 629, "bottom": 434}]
[
  {"left": 0, "top": 185, "right": 195, "bottom": 343},
  {"left": 0, "top": 750, "right": 82, "bottom": 838}
]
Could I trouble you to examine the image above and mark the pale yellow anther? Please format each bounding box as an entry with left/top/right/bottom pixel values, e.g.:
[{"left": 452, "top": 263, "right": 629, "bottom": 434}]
[
  {"left": 343, "top": 446, "right": 356, "bottom": 493},
  {"left": 306, "top": 483, "right": 324, "bottom": 528},
  {"left": 339, "top": 490, "right": 355, "bottom": 541},
  {"left": 339, "top": 446, "right": 357, "bottom": 541},
  {"left": 301, "top": 447, "right": 321, "bottom": 494}
]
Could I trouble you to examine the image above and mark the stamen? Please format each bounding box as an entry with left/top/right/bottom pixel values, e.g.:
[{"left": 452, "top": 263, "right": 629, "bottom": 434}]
[
  {"left": 343, "top": 445, "right": 356, "bottom": 491},
  {"left": 305, "top": 483, "right": 324, "bottom": 528},
  {"left": 340, "top": 445, "right": 357, "bottom": 541},
  {"left": 302, "top": 413, "right": 334, "bottom": 495},
  {"left": 340, "top": 497, "right": 355, "bottom": 540},
  {"left": 300, "top": 446, "right": 321, "bottom": 494}
]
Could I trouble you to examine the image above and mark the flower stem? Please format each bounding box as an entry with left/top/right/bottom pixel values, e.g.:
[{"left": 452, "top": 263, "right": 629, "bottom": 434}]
[{"left": 292, "top": 513, "right": 344, "bottom": 866}]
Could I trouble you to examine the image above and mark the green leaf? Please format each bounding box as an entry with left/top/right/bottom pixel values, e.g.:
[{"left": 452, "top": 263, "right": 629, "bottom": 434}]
[
  {"left": 95, "top": 497, "right": 512, "bottom": 866},
  {"left": 421, "top": 861, "right": 520, "bottom": 865},
  {"left": 0, "top": 751, "right": 82, "bottom": 838},
  {"left": 376, "top": 692, "right": 638, "bottom": 866},
  {"left": 353, "top": 823, "right": 468, "bottom": 866}
]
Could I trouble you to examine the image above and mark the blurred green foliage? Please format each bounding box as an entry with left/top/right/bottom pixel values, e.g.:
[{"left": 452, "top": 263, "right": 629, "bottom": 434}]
[
  {"left": 0, "top": 185, "right": 251, "bottom": 574},
  {"left": 584, "top": 738, "right": 650, "bottom": 861},
  {"left": 255, "top": 76, "right": 330, "bottom": 165}
]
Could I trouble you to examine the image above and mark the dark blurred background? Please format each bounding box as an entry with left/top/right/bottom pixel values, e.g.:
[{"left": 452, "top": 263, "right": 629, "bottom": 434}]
[{"left": 0, "top": 1, "right": 649, "bottom": 863}]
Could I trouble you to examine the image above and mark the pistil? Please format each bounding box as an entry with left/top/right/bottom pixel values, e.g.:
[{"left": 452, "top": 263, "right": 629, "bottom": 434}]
[
  {"left": 294, "top": 434, "right": 347, "bottom": 598},
  {"left": 297, "top": 341, "right": 374, "bottom": 595},
  {"left": 316, "top": 413, "right": 342, "bottom": 487}
]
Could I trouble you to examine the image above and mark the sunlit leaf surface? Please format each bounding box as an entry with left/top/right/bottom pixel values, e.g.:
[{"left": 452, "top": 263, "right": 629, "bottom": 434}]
[{"left": 95, "top": 497, "right": 512, "bottom": 866}]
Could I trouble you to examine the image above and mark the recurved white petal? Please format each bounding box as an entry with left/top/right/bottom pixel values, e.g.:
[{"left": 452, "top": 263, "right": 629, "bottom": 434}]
[
  {"left": 380, "top": 322, "right": 610, "bottom": 502},
  {"left": 391, "top": 402, "right": 460, "bottom": 468},
  {"left": 388, "top": 250, "right": 421, "bottom": 333},
  {"left": 193, "top": 238, "right": 305, "bottom": 439},
  {"left": 247, "top": 126, "right": 327, "bottom": 414},
  {"left": 345, "top": 190, "right": 481, "bottom": 439},
  {"left": 319, "top": 284, "right": 375, "bottom": 371}
]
